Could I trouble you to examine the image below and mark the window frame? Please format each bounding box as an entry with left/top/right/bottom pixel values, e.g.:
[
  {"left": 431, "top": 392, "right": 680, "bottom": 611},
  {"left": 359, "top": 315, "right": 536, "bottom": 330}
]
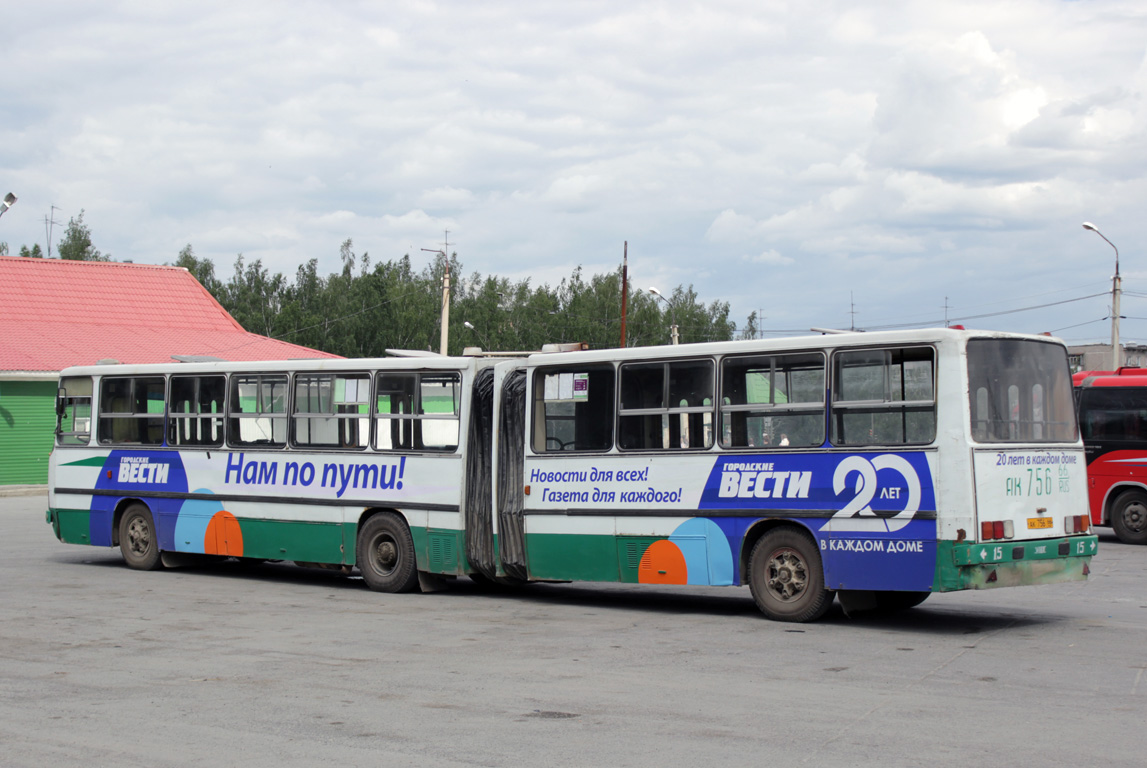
[
  {"left": 617, "top": 357, "right": 716, "bottom": 452},
  {"left": 168, "top": 374, "right": 227, "bottom": 448},
  {"left": 718, "top": 351, "right": 827, "bottom": 449},
  {"left": 227, "top": 372, "right": 290, "bottom": 449},
  {"left": 531, "top": 364, "right": 617, "bottom": 454},
  {"left": 830, "top": 345, "right": 937, "bottom": 447},
  {"left": 96, "top": 375, "right": 168, "bottom": 446},
  {"left": 291, "top": 371, "right": 372, "bottom": 451},
  {"left": 373, "top": 371, "right": 462, "bottom": 453}
]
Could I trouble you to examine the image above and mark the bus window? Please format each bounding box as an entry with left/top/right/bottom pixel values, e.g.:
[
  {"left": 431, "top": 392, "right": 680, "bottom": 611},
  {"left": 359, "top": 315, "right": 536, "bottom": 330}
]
[
  {"left": 532, "top": 365, "right": 615, "bottom": 452},
  {"left": 57, "top": 376, "right": 93, "bottom": 446},
  {"left": 228, "top": 374, "right": 288, "bottom": 447},
  {"left": 966, "top": 339, "right": 1076, "bottom": 443},
  {"left": 831, "top": 347, "right": 935, "bottom": 446},
  {"left": 374, "top": 372, "right": 461, "bottom": 452},
  {"left": 619, "top": 360, "right": 713, "bottom": 450},
  {"left": 720, "top": 352, "right": 825, "bottom": 448},
  {"left": 294, "top": 373, "right": 370, "bottom": 449},
  {"left": 169, "top": 375, "right": 225, "bottom": 447},
  {"left": 98, "top": 376, "right": 166, "bottom": 445}
]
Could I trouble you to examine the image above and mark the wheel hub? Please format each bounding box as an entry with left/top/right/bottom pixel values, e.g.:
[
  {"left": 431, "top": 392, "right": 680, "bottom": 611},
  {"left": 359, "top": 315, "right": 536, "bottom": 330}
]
[
  {"left": 1124, "top": 501, "right": 1147, "bottom": 532},
  {"left": 374, "top": 537, "right": 398, "bottom": 571},
  {"left": 127, "top": 518, "right": 149, "bottom": 555},
  {"left": 766, "top": 549, "right": 808, "bottom": 602}
]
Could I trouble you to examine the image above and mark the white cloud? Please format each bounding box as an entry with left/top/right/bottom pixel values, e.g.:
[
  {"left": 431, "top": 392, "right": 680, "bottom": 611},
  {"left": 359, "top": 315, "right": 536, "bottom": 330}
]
[{"left": 2, "top": 1, "right": 1146, "bottom": 342}]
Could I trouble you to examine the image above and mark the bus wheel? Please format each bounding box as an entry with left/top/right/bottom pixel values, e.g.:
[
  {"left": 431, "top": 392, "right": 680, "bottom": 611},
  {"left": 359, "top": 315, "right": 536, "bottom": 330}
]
[
  {"left": 118, "top": 503, "right": 162, "bottom": 571},
  {"left": 356, "top": 513, "right": 419, "bottom": 593},
  {"left": 1111, "top": 490, "right": 1147, "bottom": 544},
  {"left": 748, "top": 528, "right": 832, "bottom": 622}
]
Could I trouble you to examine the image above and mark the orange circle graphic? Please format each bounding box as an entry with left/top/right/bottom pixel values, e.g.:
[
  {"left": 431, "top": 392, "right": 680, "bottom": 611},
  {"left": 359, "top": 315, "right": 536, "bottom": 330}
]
[
  {"left": 204, "top": 510, "right": 243, "bottom": 557},
  {"left": 638, "top": 540, "right": 687, "bottom": 584}
]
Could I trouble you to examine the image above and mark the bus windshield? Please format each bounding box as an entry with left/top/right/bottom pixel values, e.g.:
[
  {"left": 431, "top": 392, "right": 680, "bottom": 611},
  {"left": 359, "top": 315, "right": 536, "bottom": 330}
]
[{"left": 967, "top": 338, "right": 1077, "bottom": 443}]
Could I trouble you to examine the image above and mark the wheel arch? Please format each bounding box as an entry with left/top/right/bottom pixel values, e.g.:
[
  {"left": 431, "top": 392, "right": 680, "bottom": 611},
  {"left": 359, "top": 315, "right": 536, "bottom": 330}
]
[
  {"left": 110, "top": 497, "right": 149, "bottom": 547},
  {"left": 353, "top": 506, "right": 412, "bottom": 566},
  {"left": 739, "top": 518, "right": 822, "bottom": 586},
  {"left": 1102, "top": 482, "right": 1147, "bottom": 526}
]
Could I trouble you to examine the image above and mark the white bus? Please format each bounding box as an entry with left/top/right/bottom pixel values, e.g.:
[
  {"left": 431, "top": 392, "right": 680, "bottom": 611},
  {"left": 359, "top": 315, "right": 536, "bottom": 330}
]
[{"left": 48, "top": 328, "right": 1098, "bottom": 621}]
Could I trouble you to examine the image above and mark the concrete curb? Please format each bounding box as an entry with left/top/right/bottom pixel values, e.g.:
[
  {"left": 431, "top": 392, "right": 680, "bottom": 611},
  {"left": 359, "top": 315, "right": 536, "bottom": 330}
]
[{"left": 0, "top": 485, "right": 48, "bottom": 498}]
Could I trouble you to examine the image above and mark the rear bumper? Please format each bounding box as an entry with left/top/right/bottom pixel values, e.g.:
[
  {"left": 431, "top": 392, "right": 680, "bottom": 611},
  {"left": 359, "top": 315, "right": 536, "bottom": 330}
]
[{"left": 936, "top": 535, "right": 1098, "bottom": 591}]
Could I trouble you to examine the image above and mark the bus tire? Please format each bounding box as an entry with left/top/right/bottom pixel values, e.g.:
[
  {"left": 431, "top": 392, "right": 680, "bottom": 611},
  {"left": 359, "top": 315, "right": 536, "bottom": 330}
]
[
  {"left": 1111, "top": 490, "right": 1147, "bottom": 544},
  {"left": 748, "top": 528, "right": 832, "bottom": 623},
  {"left": 118, "top": 503, "right": 162, "bottom": 571},
  {"left": 356, "top": 512, "right": 419, "bottom": 593}
]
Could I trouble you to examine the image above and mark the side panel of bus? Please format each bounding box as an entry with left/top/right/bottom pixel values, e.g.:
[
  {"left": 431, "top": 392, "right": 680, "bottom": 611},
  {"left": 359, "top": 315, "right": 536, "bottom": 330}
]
[
  {"left": 520, "top": 451, "right": 940, "bottom": 592},
  {"left": 51, "top": 446, "right": 466, "bottom": 566}
]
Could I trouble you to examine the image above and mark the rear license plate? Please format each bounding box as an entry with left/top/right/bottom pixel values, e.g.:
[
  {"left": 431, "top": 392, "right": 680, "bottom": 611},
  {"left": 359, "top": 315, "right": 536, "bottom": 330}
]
[{"left": 1027, "top": 517, "right": 1054, "bottom": 529}]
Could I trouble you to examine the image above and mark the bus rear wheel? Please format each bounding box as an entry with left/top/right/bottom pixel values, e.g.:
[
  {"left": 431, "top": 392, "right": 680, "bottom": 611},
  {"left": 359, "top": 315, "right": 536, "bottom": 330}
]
[
  {"left": 1111, "top": 490, "right": 1147, "bottom": 544},
  {"left": 118, "top": 503, "right": 162, "bottom": 571},
  {"left": 748, "top": 528, "right": 832, "bottom": 622},
  {"left": 356, "top": 513, "right": 419, "bottom": 593}
]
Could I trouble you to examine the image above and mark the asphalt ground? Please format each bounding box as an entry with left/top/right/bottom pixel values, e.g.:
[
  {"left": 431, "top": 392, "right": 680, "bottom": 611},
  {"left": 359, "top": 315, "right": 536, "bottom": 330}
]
[{"left": 3, "top": 491, "right": 1144, "bottom": 767}]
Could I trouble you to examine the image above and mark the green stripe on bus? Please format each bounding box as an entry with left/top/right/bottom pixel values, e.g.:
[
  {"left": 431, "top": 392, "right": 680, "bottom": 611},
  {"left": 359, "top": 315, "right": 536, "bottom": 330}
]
[
  {"left": 52, "top": 508, "right": 93, "bottom": 545},
  {"left": 61, "top": 457, "right": 108, "bottom": 467},
  {"left": 236, "top": 518, "right": 351, "bottom": 564},
  {"left": 524, "top": 533, "right": 620, "bottom": 582}
]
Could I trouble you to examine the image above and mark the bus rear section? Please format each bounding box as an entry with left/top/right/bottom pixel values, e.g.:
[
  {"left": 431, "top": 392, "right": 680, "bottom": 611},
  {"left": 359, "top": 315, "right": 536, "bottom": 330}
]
[
  {"left": 950, "top": 338, "right": 1097, "bottom": 590},
  {"left": 1074, "top": 369, "right": 1147, "bottom": 543}
]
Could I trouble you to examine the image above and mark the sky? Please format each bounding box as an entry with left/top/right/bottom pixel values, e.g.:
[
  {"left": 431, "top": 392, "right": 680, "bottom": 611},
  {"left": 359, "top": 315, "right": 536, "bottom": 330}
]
[{"left": 2, "top": 1, "right": 1146, "bottom": 345}]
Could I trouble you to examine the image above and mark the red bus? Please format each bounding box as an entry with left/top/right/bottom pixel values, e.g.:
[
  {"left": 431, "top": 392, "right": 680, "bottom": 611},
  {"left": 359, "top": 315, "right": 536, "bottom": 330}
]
[{"left": 1074, "top": 368, "right": 1147, "bottom": 543}]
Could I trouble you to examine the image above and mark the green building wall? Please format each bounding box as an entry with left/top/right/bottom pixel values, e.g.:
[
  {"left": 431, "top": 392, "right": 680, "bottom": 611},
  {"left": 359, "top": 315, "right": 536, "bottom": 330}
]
[{"left": 0, "top": 380, "right": 56, "bottom": 485}]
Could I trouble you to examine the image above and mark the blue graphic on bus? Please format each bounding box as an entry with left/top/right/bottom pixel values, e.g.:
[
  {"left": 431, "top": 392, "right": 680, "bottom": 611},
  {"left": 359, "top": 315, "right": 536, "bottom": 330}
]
[
  {"left": 699, "top": 451, "right": 936, "bottom": 518},
  {"left": 88, "top": 451, "right": 189, "bottom": 547}
]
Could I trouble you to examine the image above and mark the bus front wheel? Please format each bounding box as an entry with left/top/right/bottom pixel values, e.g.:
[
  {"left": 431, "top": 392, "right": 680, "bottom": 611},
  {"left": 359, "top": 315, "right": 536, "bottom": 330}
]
[
  {"left": 356, "top": 513, "right": 419, "bottom": 593},
  {"left": 1111, "top": 490, "right": 1147, "bottom": 544},
  {"left": 118, "top": 503, "right": 162, "bottom": 571},
  {"left": 748, "top": 528, "right": 832, "bottom": 622}
]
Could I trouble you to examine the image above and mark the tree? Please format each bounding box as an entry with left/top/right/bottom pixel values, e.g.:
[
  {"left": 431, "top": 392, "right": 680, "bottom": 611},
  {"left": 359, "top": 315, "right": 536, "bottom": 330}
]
[
  {"left": 58, "top": 210, "right": 111, "bottom": 261},
  {"left": 18, "top": 244, "right": 44, "bottom": 258},
  {"left": 0, "top": 242, "right": 7, "bottom": 256},
  {"left": 172, "top": 244, "right": 222, "bottom": 295}
]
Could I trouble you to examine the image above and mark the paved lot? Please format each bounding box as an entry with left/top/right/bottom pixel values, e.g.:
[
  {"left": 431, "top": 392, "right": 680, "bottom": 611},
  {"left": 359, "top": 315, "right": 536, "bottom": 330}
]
[{"left": 3, "top": 492, "right": 1144, "bottom": 767}]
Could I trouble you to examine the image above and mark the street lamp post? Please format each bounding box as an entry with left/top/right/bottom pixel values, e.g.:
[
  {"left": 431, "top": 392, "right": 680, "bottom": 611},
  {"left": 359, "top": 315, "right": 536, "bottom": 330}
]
[
  {"left": 0, "top": 193, "right": 16, "bottom": 220},
  {"left": 1083, "top": 222, "right": 1121, "bottom": 369},
  {"left": 648, "top": 287, "right": 679, "bottom": 345}
]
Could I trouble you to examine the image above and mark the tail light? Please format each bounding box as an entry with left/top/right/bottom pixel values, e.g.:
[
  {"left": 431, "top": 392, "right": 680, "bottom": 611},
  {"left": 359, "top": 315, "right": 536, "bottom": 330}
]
[
  {"left": 980, "top": 520, "right": 1015, "bottom": 541},
  {"left": 1064, "top": 515, "right": 1090, "bottom": 534}
]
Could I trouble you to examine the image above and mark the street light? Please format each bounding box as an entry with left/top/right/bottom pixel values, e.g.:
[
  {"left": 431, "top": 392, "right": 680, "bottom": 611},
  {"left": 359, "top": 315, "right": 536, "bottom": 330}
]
[
  {"left": 1083, "top": 222, "right": 1121, "bottom": 369},
  {"left": 0, "top": 192, "right": 16, "bottom": 219},
  {"left": 463, "top": 321, "right": 491, "bottom": 350},
  {"left": 421, "top": 247, "right": 450, "bottom": 355},
  {"left": 648, "top": 287, "right": 679, "bottom": 345}
]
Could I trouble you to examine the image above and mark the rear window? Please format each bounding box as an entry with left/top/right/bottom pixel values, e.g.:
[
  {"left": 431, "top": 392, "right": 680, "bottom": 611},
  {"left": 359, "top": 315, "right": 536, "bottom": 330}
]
[{"left": 968, "top": 339, "right": 1077, "bottom": 443}]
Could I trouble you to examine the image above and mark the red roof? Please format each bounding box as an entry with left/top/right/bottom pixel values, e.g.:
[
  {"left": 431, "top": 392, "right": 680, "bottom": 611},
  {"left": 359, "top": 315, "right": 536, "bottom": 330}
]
[{"left": 0, "top": 256, "right": 338, "bottom": 371}]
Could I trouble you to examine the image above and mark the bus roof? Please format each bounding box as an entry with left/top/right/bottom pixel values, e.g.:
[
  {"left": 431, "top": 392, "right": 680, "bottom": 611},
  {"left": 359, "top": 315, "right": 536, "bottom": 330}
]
[{"left": 1074, "top": 368, "right": 1147, "bottom": 388}]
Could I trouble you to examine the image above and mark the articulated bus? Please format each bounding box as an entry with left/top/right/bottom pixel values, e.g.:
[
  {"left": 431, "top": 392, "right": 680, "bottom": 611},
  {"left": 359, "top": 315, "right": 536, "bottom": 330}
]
[
  {"left": 1074, "top": 368, "right": 1147, "bottom": 544},
  {"left": 48, "top": 328, "right": 1098, "bottom": 622}
]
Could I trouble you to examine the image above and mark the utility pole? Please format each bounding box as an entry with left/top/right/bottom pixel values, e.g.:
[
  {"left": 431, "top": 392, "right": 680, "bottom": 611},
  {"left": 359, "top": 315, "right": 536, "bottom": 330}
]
[
  {"left": 422, "top": 229, "right": 452, "bottom": 355},
  {"left": 619, "top": 241, "right": 628, "bottom": 348},
  {"left": 45, "top": 205, "right": 61, "bottom": 258}
]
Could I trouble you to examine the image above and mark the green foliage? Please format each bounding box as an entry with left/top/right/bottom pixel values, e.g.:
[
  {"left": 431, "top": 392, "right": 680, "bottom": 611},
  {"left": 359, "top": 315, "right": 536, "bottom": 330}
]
[
  {"left": 58, "top": 210, "right": 111, "bottom": 261},
  {"left": 18, "top": 243, "right": 44, "bottom": 258},
  {"left": 178, "top": 240, "right": 736, "bottom": 355}
]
